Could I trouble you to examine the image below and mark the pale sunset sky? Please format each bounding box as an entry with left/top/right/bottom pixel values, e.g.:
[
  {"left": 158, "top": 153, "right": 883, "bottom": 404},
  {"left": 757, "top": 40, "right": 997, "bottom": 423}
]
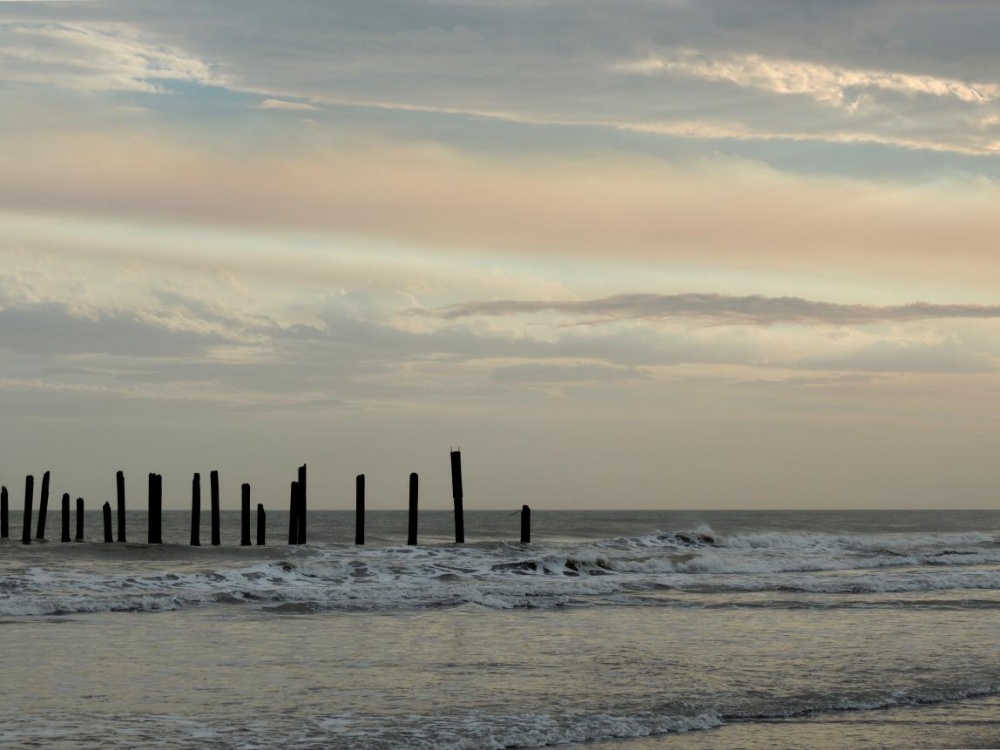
[{"left": 2, "top": 0, "right": 1000, "bottom": 510}]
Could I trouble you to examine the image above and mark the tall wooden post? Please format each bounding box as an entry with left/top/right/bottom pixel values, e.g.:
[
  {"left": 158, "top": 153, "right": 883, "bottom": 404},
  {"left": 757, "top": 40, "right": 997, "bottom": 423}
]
[
  {"left": 355, "top": 474, "right": 365, "bottom": 545},
  {"left": 288, "top": 480, "right": 299, "bottom": 545},
  {"left": 21, "top": 475, "right": 34, "bottom": 545},
  {"left": 407, "top": 472, "right": 418, "bottom": 546},
  {"left": 450, "top": 450, "right": 465, "bottom": 544},
  {"left": 116, "top": 470, "right": 127, "bottom": 543},
  {"left": 241, "top": 483, "right": 251, "bottom": 546},
  {"left": 35, "top": 470, "right": 50, "bottom": 540},
  {"left": 520, "top": 505, "right": 531, "bottom": 544},
  {"left": 210, "top": 470, "right": 220, "bottom": 546},
  {"left": 75, "top": 497, "right": 84, "bottom": 541},
  {"left": 256, "top": 504, "right": 266, "bottom": 546},
  {"left": 148, "top": 472, "right": 162, "bottom": 544},
  {"left": 61, "top": 493, "right": 71, "bottom": 542},
  {"left": 102, "top": 502, "right": 113, "bottom": 543},
  {"left": 296, "top": 464, "right": 307, "bottom": 545},
  {"left": 0, "top": 485, "right": 8, "bottom": 538},
  {"left": 190, "top": 473, "right": 201, "bottom": 546}
]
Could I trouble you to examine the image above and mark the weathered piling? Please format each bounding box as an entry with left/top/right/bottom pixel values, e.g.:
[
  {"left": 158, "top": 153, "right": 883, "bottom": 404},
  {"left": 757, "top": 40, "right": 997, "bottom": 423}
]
[
  {"left": 450, "top": 450, "right": 465, "bottom": 544},
  {"left": 1, "top": 485, "right": 8, "bottom": 538},
  {"left": 355, "top": 474, "right": 365, "bottom": 545},
  {"left": 288, "top": 480, "right": 299, "bottom": 545},
  {"left": 210, "top": 470, "right": 221, "bottom": 547},
  {"left": 21, "top": 475, "right": 34, "bottom": 545},
  {"left": 103, "top": 501, "right": 113, "bottom": 543},
  {"left": 116, "top": 470, "right": 126, "bottom": 543},
  {"left": 35, "top": 470, "right": 50, "bottom": 541},
  {"left": 407, "top": 472, "right": 419, "bottom": 546},
  {"left": 190, "top": 473, "right": 201, "bottom": 546},
  {"left": 61, "top": 493, "right": 71, "bottom": 542},
  {"left": 296, "top": 464, "right": 307, "bottom": 545},
  {"left": 520, "top": 504, "right": 531, "bottom": 544},
  {"left": 148, "top": 472, "right": 162, "bottom": 544},
  {"left": 257, "top": 503, "right": 266, "bottom": 546},
  {"left": 75, "top": 497, "right": 84, "bottom": 541},
  {"left": 241, "top": 483, "right": 251, "bottom": 546}
]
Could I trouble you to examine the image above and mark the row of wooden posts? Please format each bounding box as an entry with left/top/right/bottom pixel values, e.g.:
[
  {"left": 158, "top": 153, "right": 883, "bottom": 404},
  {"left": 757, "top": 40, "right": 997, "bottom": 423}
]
[{"left": 0, "top": 451, "right": 533, "bottom": 546}]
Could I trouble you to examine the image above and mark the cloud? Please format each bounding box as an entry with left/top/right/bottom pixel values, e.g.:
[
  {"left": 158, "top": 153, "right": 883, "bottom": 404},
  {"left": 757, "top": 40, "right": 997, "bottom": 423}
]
[{"left": 258, "top": 98, "right": 318, "bottom": 111}]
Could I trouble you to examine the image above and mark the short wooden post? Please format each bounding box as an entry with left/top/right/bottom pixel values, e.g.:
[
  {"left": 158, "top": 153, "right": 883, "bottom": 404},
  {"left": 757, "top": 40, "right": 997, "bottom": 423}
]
[
  {"left": 520, "top": 504, "right": 531, "bottom": 544},
  {"left": 241, "top": 483, "right": 251, "bottom": 546},
  {"left": 103, "top": 502, "right": 113, "bottom": 543},
  {"left": 116, "top": 470, "right": 127, "bottom": 543},
  {"left": 288, "top": 480, "right": 299, "bottom": 545},
  {"left": 210, "top": 470, "right": 220, "bottom": 546},
  {"left": 256, "top": 504, "right": 265, "bottom": 546},
  {"left": 407, "top": 472, "right": 418, "bottom": 546},
  {"left": 296, "top": 464, "right": 307, "bottom": 545},
  {"left": 21, "top": 475, "right": 34, "bottom": 545},
  {"left": 75, "top": 497, "right": 84, "bottom": 541},
  {"left": 61, "top": 493, "right": 71, "bottom": 542},
  {"left": 450, "top": 450, "right": 465, "bottom": 544},
  {"left": 35, "top": 470, "right": 50, "bottom": 540},
  {"left": 0, "top": 485, "right": 8, "bottom": 538},
  {"left": 190, "top": 473, "right": 201, "bottom": 546},
  {"left": 355, "top": 474, "right": 365, "bottom": 545}
]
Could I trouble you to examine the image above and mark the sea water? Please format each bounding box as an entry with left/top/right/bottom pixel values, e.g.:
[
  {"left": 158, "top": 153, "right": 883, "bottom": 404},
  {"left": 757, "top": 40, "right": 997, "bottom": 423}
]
[{"left": 0, "top": 510, "right": 998, "bottom": 749}]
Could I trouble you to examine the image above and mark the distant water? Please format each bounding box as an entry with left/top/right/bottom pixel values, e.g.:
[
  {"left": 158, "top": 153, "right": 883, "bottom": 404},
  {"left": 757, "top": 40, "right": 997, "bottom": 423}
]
[{"left": 1, "top": 510, "right": 998, "bottom": 749}]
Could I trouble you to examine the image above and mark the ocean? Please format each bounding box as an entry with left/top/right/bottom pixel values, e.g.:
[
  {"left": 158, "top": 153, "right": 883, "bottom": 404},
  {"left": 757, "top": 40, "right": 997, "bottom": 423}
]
[{"left": 1, "top": 509, "right": 998, "bottom": 749}]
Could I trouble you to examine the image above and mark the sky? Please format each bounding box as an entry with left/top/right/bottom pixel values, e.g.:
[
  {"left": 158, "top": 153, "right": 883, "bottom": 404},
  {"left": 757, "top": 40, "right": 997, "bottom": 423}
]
[{"left": 1, "top": 0, "right": 1000, "bottom": 511}]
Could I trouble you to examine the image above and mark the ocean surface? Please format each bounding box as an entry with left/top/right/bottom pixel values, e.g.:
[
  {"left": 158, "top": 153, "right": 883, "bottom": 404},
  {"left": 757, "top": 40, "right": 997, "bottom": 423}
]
[{"left": 1, "top": 509, "right": 998, "bottom": 749}]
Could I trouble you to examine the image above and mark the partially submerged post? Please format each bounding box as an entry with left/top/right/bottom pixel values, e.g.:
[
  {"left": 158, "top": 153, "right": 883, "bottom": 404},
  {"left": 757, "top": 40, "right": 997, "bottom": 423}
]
[
  {"left": 287, "top": 480, "right": 299, "bottom": 545},
  {"left": 210, "top": 470, "right": 221, "bottom": 546},
  {"left": 61, "top": 493, "right": 71, "bottom": 542},
  {"left": 355, "top": 474, "right": 365, "bottom": 546},
  {"left": 450, "top": 450, "right": 465, "bottom": 544},
  {"left": 75, "top": 497, "right": 84, "bottom": 541},
  {"left": 296, "top": 464, "right": 307, "bottom": 545},
  {"left": 1, "top": 485, "right": 8, "bottom": 538},
  {"left": 407, "top": 472, "right": 418, "bottom": 546},
  {"left": 102, "top": 502, "right": 113, "bottom": 543},
  {"left": 521, "top": 505, "right": 531, "bottom": 544},
  {"left": 116, "top": 470, "right": 127, "bottom": 543},
  {"left": 35, "top": 470, "right": 50, "bottom": 541},
  {"left": 190, "top": 473, "right": 201, "bottom": 546},
  {"left": 148, "top": 473, "right": 162, "bottom": 544},
  {"left": 21, "top": 475, "right": 34, "bottom": 545},
  {"left": 256, "top": 503, "right": 266, "bottom": 546},
  {"left": 241, "top": 483, "right": 251, "bottom": 546}
]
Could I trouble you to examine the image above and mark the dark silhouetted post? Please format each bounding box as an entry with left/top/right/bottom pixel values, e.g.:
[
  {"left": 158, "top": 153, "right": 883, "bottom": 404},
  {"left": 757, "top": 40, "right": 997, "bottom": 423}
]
[
  {"left": 521, "top": 505, "right": 531, "bottom": 544},
  {"left": 241, "top": 483, "right": 251, "bottom": 546},
  {"left": 190, "top": 473, "right": 201, "bottom": 546},
  {"left": 288, "top": 480, "right": 299, "bottom": 545},
  {"left": 296, "top": 464, "right": 307, "bottom": 545},
  {"left": 407, "top": 472, "right": 418, "bottom": 546},
  {"left": 21, "top": 475, "right": 34, "bottom": 545},
  {"left": 210, "top": 470, "right": 220, "bottom": 546},
  {"left": 103, "top": 502, "right": 113, "bottom": 543},
  {"left": 75, "top": 497, "right": 84, "bottom": 541},
  {"left": 355, "top": 474, "right": 365, "bottom": 545},
  {"left": 1, "top": 485, "right": 8, "bottom": 538},
  {"left": 35, "top": 470, "right": 50, "bottom": 540},
  {"left": 148, "top": 472, "right": 162, "bottom": 544},
  {"left": 116, "top": 470, "right": 126, "bottom": 542},
  {"left": 61, "top": 493, "right": 71, "bottom": 542},
  {"left": 450, "top": 450, "right": 465, "bottom": 544},
  {"left": 257, "top": 503, "right": 265, "bottom": 546}
]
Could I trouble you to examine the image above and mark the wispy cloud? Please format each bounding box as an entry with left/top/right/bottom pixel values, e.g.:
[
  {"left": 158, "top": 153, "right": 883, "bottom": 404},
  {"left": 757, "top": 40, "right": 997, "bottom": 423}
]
[{"left": 258, "top": 98, "right": 317, "bottom": 111}]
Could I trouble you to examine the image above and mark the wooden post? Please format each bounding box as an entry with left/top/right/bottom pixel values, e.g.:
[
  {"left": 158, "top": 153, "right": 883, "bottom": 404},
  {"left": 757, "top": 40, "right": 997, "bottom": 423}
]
[
  {"left": 21, "top": 475, "right": 34, "bottom": 545},
  {"left": 241, "top": 483, "right": 251, "bottom": 546},
  {"left": 35, "top": 470, "right": 50, "bottom": 540},
  {"left": 0, "top": 485, "right": 8, "bottom": 538},
  {"left": 75, "top": 497, "right": 84, "bottom": 541},
  {"left": 148, "top": 472, "right": 162, "bottom": 544},
  {"left": 450, "top": 450, "right": 465, "bottom": 544},
  {"left": 288, "top": 480, "right": 299, "bottom": 545},
  {"left": 521, "top": 504, "right": 531, "bottom": 544},
  {"left": 116, "top": 470, "right": 127, "bottom": 543},
  {"left": 355, "top": 474, "right": 365, "bottom": 546},
  {"left": 296, "top": 464, "right": 307, "bottom": 545},
  {"left": 407, "top": 472, "right": 418, "bottom": 546},
  {"left": 103, "top": 501, "right": 113, "bottom": 543},
  {"left": 190, "top": 473, "right": 201, "bottom": 546},
  {"left": 256, "top": 503, "right": 266, "bottom": 546},
  {"left": 210, "top": 470, "right": 220, "bottom": 546},
  {"left": 61, "top": 493, "right": 71, "bottom": 542}
]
